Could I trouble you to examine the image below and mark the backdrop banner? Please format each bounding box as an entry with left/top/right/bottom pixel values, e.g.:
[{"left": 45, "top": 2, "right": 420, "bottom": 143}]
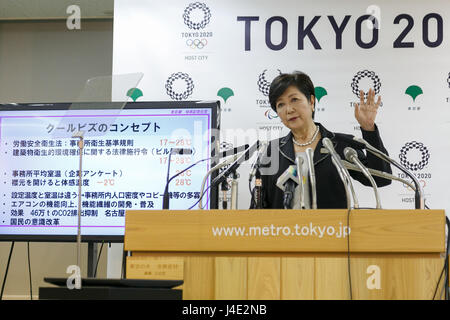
[{"left": 113, "top": 0, "right": 450, "bottom": 213}]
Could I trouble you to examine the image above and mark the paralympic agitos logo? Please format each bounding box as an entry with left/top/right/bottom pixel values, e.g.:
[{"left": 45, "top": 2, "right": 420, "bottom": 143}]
[{"left": 264, "top": 109, "right": 278, "bottom": 120}]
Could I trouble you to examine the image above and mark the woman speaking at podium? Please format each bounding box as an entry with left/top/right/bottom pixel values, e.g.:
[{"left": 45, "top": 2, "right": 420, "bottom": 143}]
[{"left": 254, "top": 71, "right": 392, "bottom": 209}]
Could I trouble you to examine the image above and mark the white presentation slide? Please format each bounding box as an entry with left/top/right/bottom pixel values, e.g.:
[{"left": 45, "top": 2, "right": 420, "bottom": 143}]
[{"left": 0, "top": 103, "right": 216, "bottom": 238}]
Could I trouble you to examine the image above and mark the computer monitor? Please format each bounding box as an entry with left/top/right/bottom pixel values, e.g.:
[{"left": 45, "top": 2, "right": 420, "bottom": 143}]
[{"left": 0, "top": 101, "right": 220, "bottom": 241}]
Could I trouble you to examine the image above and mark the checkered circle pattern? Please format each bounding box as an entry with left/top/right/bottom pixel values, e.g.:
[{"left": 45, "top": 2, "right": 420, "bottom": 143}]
[
  {"left": 351, "top": 70, "right": 381, "bottom": 99},
  {"left": 399, "top": 141, "right": 430, "bottom": 171},
  {"left": 257, "top": 69, "right": 281, "bottom": 96},
  {"left": 183, "top": 2, "right": 211, "bottom": 30},
  {"left": 165, "top": 72, "right": 194, "bottom": 101}
]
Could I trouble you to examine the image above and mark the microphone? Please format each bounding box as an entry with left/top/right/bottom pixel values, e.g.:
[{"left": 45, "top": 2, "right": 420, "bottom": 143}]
[
  {"left": 249, "top": 141, "right": 269, "bottom": 181},
  {"left": 334, "top": 133, "right": 366, "bottom": 149},
  {"left": 162, "top": 148, "right": 193, "bottom": 209},
  {"left": 276, "top": 165, "right": 299, "bottom": 209},
  {"left": 197, "top": 140, "right": 260, "bottom": 209},
  {"left": 198, "top": 153, "right": 240, "bottom": 209},
  {"left": 295, "top": 155, "right": 305, "bottom": 209},
  {"left": 221, "top": 180, "right": 229, "bottom": 210},
  {"left": 250, "top": 141, "right": 269, "bottom": 209},
  {"left": 344, "top": 147, "right": 381, "bottom": 209},
  {"left": 322, "top": 138, "right": 359, "bottom": 209},
  {"left": 305, "top": 147, "right": 317, "bottom": 209},
  {"left": 342, "top": 160, "right": 416, "bottom": 191},
  {"left": 170, "top": 148, "right": 193, "bottom": 155},
  {"left": 221, "top": 144, "right": 249, "bottom": 158},
  {"left": 253, "top": 169, "right": 263, "bottom": 209},
  {"left": 354, "top": 137, "right": 424, "bottom": 209},
  {"left": 210, "top": 140, "right": 260, "bottom": 188}
]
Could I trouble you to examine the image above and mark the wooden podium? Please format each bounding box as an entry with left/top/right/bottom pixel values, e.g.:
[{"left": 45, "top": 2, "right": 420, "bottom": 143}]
[{"left": 124, "top": 209, "right": 447, "bottom": 300}]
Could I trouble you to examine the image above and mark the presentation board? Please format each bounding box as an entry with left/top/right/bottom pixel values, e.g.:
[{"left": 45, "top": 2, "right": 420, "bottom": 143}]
[
  {"left": 0, "top": 101, "right": 220, "bottom": 241},
  {"left": 112, "top": 0, "right": 450, "bottom": 214}
]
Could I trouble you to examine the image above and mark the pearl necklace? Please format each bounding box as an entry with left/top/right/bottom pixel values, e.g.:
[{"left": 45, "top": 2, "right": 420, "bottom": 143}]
[{"left": 292, "top": 126, "right": 319, "bottom": 147}]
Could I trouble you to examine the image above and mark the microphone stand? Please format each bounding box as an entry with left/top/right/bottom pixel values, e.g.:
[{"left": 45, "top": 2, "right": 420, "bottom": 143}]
[
  {"left": 162, "top": 148, "right": 193, "bottom": 210},
  {"left": 305, "top": 148, "right": 317, "bottom": 209},
  {"left": 162, "top": 150, "right": 174, "bottom": 210},
  {"left": 254, "top": 167, "right": 263, "bottom": 209},
  {"left": 199, "top": 153, "right": 240, "bottom": 209},
  {"left": 323, "top": 138, "right": 359, "bottom": 209},
  {"left": 221, "top": 180, "right": 229, "bottom": 209},
  {"left": 208, "top": 141, "right": 260, "bottom": 208},
  {"left": 295, "top": 156, "right": 305, "bottom": 209},
  {"left": 249, "top": 141, "right": 268, "bottom": 209},
  {"left": 283, "top": 181, "right": 296, "bottom": 209},
  {"left": 355, "top": 138, "right": 424, "bottom": 209},
  {"left": 72, "top": 133, "right": 84, "bottom": 283},
  {"left": 344, "top": 147, "right": 381, "bottom": 209},
  {"left": 204, "top": 166, "right": 239, "bottom": 210},
  {"left": 331, "top": 157, "right": 352, "bottom": 209},
  {"left": 230, "top": 169, "right": 239, "bottom": 210},
  {"left": 342, "top": 160, "right": 416, "bottom": 191}
]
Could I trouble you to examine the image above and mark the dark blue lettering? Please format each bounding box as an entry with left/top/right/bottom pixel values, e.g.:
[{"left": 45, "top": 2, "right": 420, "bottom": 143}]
[
  {"left": 356, "top": 15, "right": 379, "bottom": 49},
  {"left": 393, "top": 14, "right": 414, "bottom": 48},
  {"left": 298, "top": 16, "right": 322, "bottom": 50},
  {"left": 328, "top": 15, "right": 351, "bottom": 49},
  {"left": 422, "top": 13, "right": 443, "bottom": 48},
  {"left": 237, "top": 16, "right": 260, "bottom": 51},
  {"left": 265, "top": 16, "right": 288, "bottom": 50}
]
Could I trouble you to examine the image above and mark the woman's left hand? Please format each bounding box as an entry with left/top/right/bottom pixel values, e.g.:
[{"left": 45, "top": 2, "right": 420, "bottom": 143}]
[{"left": 354, "top": 88, "right": 381, "bottom": 131}]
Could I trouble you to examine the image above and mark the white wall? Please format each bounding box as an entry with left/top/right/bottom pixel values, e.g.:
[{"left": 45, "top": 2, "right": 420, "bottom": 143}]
[
  {"left": 0, "top": 19, "right": 113, "bottom": 300},
  {"left": 0, "top": 20, "right": 113, "bottom": 103}
]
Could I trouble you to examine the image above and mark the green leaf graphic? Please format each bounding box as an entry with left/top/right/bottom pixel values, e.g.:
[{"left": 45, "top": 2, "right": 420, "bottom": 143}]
[
  {"left": 405, "top": 85, "right": 423, "bottom": 102},
  {"left": 217, "top": 87, "right": 234, "bottom": 103},
  {"left": 127, "top": 88, "right": 143, "bottom": 102},
  {"left": 314, "top": 86, "right": 328, "bottom": 103}
]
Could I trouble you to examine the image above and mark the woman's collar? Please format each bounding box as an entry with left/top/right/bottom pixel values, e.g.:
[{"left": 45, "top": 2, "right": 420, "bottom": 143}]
[{"left": 280, "top": 122, "right": 335, "bottom": 147}]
